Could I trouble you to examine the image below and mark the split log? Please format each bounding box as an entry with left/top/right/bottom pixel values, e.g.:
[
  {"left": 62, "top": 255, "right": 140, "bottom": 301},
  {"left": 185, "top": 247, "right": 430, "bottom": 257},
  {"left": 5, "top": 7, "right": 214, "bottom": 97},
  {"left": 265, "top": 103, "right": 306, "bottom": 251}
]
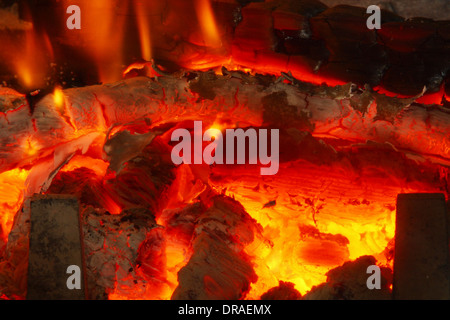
[
  {"left": 0, "top": 201, "right": 167, "bottom": 300},
  {"left": 171, "top": 195, "right": 259, "bottom": 300},
  {"left": 1, "top": 72, "right": 450, "bottom": 178},
  {"left": 82, "top": 206, "right": 166, "bottom": 300}
]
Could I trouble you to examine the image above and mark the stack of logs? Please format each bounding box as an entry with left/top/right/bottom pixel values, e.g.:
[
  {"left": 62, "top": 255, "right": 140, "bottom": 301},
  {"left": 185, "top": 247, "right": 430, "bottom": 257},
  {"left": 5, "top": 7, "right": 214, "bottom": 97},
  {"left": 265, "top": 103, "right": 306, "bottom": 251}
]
[{"left": 0, "top": 69, "right": 448, "bottom": 299}]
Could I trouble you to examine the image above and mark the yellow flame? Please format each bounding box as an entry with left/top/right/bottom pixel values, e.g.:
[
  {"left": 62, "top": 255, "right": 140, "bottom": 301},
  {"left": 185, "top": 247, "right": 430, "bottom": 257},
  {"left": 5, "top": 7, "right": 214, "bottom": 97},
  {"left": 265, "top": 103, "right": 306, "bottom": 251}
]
[
  {"left": 53, "top": 86, "right": 65, "bottom": 111},
  {"left": 9, "top": 3, "right": 54, "bottom": 91},
  {"left": 195, "top": 0, "right": 222, "bottom": 48}
]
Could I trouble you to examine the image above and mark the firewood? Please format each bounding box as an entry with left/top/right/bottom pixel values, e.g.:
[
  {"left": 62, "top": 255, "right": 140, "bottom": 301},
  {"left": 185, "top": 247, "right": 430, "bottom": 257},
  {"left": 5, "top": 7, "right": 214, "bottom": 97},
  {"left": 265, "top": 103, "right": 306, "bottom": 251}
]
[
  {"left": 171, "top": 195, "right": 259, "bottom": 300},
  {"left": 0, "top": 71, "right": 449, "bottom": 180},
  {"left": 82, "top": 206, "right": 165, "bottom": 300}
]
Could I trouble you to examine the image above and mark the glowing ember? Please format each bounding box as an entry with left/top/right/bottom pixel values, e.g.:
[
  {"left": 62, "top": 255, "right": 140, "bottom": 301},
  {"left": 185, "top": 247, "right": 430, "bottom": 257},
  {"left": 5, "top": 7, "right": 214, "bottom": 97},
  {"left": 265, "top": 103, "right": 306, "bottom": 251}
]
[
  {"left": 0, "top": 0, "right": 449, "bottom": 299},
  {"left": 53, "top": 86, "right": 65, "bottom": 111},
  {"left": 0, "top": 168, "right": 29, "bottom": 242}
]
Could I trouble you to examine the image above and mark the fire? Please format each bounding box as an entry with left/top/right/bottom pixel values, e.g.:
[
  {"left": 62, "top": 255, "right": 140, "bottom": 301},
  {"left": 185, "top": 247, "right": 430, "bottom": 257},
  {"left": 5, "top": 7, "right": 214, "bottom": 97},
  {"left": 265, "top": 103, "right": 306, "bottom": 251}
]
[
  {"left": 23, "top": 137, "right": 39, "bottom": 157},
  {"left": 195, "top": 0, "right": 222, "bottom": 48},
  {"left": 134, "top": 1, "right": 152, "bottom": 62},
  {"left": 207, "top": 156, "right": 441, "bottom": 298},
  {"left": 60, "top": 155, "right": 108, "bottom": 177},
  {"left": 65, "top": 0, "right": 129, "bottom": 83},
  {"left": 13, "top": 21, "right": 53, "bottom": 91},
  {"left": 241, "top": 193, "right": 394, "bottom": 297},
  {"left": 0, "top": 168, "right": 30, "bottom": 242},
  {"left": 53, "top": 86, "right": 65, "bottom": 111}
]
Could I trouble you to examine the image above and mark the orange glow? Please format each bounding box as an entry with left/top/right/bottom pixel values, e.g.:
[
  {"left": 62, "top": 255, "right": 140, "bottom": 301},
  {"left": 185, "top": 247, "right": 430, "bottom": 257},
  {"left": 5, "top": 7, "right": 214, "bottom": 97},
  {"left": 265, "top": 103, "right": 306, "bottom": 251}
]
[
  {"left": 134, "top": 1, "right": 152, "bottom": 62},
  {"left": 59, "top": 155, "right": 122, "bottom": 215},
  {"left": 374, "top": 85, "right": 446, "bottom": 106},
  {"left": 108, "top": 235, "right": 189, "bottom": 300},
  {"left": 0, "top": 168, "right": 30, "bottom": 241},
  {"left": 60, "top": 155, "right": 108, "bottom": 177},
  {"left": 13, "top": 25, "right": 53, "bottom": 90},
  {"left": 195, "top": 0, "right": 222, "bottom": 48},
  {"left": 208, "top": 160, "right": 441, "bottom": 298},
  {"left": 1, "top": 1, "right": 448, "bottom": 301},
  {"left": 23, "top": 137, "right": 39, "bottom": 157},
  {"left": 234, "top": 191, "right": 395, "bottom": 296},
  {"left": 53, "top": 86, "right": 65, "bottom": 111},
  {"left": 416, "top": 86, "right": 446, "bottom": 105}
]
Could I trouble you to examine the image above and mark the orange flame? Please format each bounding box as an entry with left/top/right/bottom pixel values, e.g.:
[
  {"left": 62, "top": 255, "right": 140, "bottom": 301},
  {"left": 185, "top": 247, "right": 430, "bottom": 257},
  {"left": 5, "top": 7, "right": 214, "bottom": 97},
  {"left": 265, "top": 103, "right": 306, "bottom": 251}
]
[
  {"left": 53, "top": 86, "right": 65, "bottom": 111},
  {"left": 64, "top": 0, "right": 129, "bottom": 84},
  {"left": 195, "top": 0, "right": 222, "bottom": 48},
  {"left": 13, "top": 21, "right": 53, "bottom": 90},
  {"left": 134, "top": 1, "right": 152, "bottom": 62}
]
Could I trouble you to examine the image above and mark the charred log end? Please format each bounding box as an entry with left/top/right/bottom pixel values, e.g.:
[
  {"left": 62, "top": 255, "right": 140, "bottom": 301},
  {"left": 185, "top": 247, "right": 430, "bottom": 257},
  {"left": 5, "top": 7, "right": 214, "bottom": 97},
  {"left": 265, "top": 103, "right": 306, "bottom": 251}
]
[{"left": 26, "top": 194, "right": 86, "bottom": 300}]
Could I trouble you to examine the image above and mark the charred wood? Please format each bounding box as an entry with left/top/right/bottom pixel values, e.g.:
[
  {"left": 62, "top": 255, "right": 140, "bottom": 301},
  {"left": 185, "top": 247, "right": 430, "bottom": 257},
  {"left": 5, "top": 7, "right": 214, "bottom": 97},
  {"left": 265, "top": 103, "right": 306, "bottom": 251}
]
[{"left": 171, "top": 196, "right": 259, "bottom": 300}]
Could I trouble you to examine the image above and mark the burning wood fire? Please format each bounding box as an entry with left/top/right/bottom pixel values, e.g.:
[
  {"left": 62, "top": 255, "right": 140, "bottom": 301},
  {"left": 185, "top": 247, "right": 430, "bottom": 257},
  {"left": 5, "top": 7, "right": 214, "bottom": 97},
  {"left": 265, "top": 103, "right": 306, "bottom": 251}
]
[{"left": 0, "top": 0, "right": 449, "bottom": 301}]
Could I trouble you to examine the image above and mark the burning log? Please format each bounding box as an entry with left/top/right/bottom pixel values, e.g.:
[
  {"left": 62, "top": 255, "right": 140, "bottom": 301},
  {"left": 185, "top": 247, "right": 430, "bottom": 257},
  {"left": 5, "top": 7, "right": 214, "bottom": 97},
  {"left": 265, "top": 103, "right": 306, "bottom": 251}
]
[
  {"left": 1, "top": 71, "right": 450, "bottom": 179},
  {"left": 0, "top": 66, "right": 450, "bottom": 300},
  {"left": 0, "top": 200, "right": 168, "bottom": 300},
  {"left": 171, "top": 195, "right": 259, "bottom": 300},
  {"left": 1, "top": 0, "right": 450, "bottom": 302},
  {"left": 82, "top": 206, "right": 166, "bottom": 300}
]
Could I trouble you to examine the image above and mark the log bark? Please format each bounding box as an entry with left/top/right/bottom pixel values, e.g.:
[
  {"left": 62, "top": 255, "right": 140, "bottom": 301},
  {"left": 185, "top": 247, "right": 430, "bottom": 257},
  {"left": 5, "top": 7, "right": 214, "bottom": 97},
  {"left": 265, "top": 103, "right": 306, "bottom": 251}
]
[{"left": 0, "top": 72, "right": 449, "bottom": 178}]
